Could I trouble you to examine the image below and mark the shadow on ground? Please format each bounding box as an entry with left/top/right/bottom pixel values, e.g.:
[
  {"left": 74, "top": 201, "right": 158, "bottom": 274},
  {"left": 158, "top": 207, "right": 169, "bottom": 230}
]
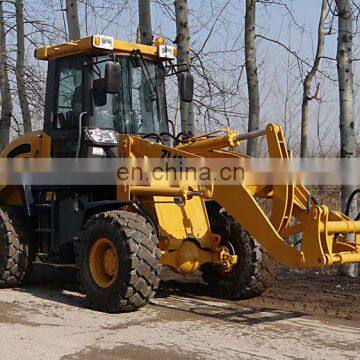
[
  {"left": 14, "top": 264, "right": 306, "bottom": 325},
  {"left": 155, "top": 275, "right": 304, "bottom": 325},
  {"left": 19, "top": 263, "right": 88, "bottom": 310}
]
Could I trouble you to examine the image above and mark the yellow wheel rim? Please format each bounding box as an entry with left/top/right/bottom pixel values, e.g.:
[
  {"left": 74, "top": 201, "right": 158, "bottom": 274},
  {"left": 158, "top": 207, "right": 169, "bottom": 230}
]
[
  {"left": 90, "top": 237, "right": 118, "bottom": 288},
  {"left": 219, "top": 241, "right": 240, "bottom": 274}
]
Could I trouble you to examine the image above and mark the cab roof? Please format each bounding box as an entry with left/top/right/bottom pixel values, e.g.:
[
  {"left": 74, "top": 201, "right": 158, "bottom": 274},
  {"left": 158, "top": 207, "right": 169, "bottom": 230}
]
[{"left": 35, "top": 35, "right": 175, "bottom": 61}]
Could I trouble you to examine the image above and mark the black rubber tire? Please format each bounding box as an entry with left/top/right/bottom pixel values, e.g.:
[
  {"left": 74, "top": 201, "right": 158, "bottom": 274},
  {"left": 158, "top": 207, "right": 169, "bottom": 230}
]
[
  {"left": 202, "top": 203, "right": 275, "bottom": 299},
  {"left": 79, "top": 210, "right": 161, "bottom": 313},
  {"left": 0, "top": 207, "right": 34, "bottom": 287}
]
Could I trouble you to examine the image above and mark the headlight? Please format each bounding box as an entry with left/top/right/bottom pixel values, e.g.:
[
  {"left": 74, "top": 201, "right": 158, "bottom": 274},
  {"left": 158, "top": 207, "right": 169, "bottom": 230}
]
[{"left": 85, "top": 128, "right": 118, "bottom": 147}]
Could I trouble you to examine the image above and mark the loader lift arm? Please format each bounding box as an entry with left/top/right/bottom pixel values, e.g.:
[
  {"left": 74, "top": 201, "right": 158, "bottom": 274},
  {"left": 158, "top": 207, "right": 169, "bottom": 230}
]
[{"left": 119, "top": 123, "right": 360, "bottom": 270}]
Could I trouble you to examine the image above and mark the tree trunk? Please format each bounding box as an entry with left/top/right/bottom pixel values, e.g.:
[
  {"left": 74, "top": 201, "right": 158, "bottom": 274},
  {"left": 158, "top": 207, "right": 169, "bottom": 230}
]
[
  {"left": 0, "top": 1, "right": 12, "bottom": 149},
  {"left": 138, "top": 0, "right": 152, "bottom": 45},
  {"left": 66, "top": 0, "right": 81, "bottom": 41},
  {"left": 15, "top": 0, "right": 31, "bottom": 134},
  {"left": 175, "top": 0, "right": 194, "bottom": 135},
  {"left": 245, "top": 0, "right": 259, "bottom": 157},
  {"left": 300, "top": 0, "right": 326, "bottom": 158},
  {"left": 336, "top": 0, "right": 358, "bottom": 277}
]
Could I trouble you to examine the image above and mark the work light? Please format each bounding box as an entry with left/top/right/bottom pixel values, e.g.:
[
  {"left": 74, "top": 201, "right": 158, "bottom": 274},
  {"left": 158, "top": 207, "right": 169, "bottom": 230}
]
[
  {"left": 92, "top": 35, "right": 114, "bottom": 50},
  {"left": 158, "top": 45, "right": 176, "bottom": 60}
]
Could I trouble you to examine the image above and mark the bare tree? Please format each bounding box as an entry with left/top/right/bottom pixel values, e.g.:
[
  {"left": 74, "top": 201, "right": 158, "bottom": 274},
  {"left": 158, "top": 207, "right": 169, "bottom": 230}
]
[
  {"left": 15, "top": 0, "right": 31, "bottom": 133},
  {"left": 138, "top": 0, "right": 152, "bottom": 45},
  {"left": 245, "top": 0, "right": 259, "bottom": 156},
  {"left": 336, "top": 0, "right": 358, "bottom": 277},
  {"left": 174, "top": 0, "right": 194, "bottom": 134},
  {"left": 300, "top": 0, "right": 327, "bottom": 158},
  {"left": 0, "top": 1, "right": 12, "bottom": 149},
  {"left": 66, "top": 0, "right": 80, "bottom": 40}
]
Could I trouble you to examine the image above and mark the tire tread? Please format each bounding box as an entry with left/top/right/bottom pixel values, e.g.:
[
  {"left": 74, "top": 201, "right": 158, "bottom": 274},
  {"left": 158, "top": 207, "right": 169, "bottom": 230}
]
[
  {"left": 202, "top": 207, "right": 275, "bottom": 300},
  {"left": 79, "top": 210, "right": 161, "bottom": 313},
  {"left": 0, "top": 207, "right": 33, "bottom": 287}
]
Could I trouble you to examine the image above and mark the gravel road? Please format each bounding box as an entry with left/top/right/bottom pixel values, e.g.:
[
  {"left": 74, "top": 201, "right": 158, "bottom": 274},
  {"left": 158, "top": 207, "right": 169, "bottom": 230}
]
[{"left": 0, "top": 265, "right": 358, "bottom": 360}]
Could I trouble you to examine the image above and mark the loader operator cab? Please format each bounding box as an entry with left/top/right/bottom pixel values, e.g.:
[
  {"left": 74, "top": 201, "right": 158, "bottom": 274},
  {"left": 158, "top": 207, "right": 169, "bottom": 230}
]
[{"left": 36, "top": 35, "right": 193, "bottom": 158}]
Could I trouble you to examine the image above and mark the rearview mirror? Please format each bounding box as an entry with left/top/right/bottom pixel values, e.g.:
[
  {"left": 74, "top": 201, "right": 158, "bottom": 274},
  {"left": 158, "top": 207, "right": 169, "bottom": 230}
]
[
  {"left": 105, "top": 62, "right": 121, "bottom": 94},
  {"left": 179, "top": 72, "right": 194, "bottom": 103},
  {"left": 93, "top": 78, "right": 107, "bottom": 107}
]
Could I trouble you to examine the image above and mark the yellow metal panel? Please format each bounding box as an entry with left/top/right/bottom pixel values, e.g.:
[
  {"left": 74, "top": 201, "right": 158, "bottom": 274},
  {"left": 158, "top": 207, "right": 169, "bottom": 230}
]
[
  {"left": 39, "top": 132, "right": 51, "bottom": 158},
  {"left": 154, "top": 195, "right": 212, "bottom": 251},
  {"left": 0, "top": 186, "right": 22, "bottom": 205},
  {"left": 0, "top": 131, "right": 50, "bottom": 206},
  {"left": 1, "top": 131, "right": 43, "bottom": 158},
  {"left": 300, "top": 206, "right": 329, "bottom": 267}
]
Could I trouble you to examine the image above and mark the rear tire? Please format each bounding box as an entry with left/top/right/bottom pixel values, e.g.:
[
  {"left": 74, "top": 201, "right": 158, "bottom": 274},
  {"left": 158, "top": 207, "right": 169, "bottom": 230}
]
[
  {"left": 202, "top": 203, "right": 275, "bottom": 299},
  {"left": 0, "top": 207, "right": 34, "bottom": 287},
  {"left": 79, "top": 210, "right": 161, "bottom": 313}
]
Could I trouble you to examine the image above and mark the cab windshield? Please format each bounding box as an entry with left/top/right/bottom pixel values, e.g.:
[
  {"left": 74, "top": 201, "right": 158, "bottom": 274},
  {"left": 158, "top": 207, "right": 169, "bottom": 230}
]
[{"left": 91, "top": 55, "right": 168, "bottom": 134}]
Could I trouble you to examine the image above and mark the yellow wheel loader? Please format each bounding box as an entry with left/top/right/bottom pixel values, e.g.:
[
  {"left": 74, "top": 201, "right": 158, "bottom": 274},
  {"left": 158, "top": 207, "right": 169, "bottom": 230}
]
[{"left": 0, "top": 35, "right": 360, "bottom": 312}]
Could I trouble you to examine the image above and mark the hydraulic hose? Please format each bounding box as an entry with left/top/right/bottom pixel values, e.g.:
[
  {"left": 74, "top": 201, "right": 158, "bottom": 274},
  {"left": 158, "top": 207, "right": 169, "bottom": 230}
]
[{"left": 345, "top": 189, "right": 360, "bottom": 220}]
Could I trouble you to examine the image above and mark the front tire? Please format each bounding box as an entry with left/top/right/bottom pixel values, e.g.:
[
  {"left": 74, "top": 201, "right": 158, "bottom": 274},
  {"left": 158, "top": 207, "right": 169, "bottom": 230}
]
[
  {"left": 0, "top": 207, "right": 34, "bottom": 287},
  {"left": 202, "top": 203, "right": 275, "bottom": 299},
  {"left": 79, "top": 210, "right": 161, "bottom": 313}
]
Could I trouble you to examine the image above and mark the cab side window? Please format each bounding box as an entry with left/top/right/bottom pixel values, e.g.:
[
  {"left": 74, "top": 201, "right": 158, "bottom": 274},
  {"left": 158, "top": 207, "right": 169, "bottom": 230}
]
[
  {"left": 51, "top": 57, "right": 84, "bottom": 158},
  {"left": 54, "top": 59, "right": 83, "bottom": 130}
]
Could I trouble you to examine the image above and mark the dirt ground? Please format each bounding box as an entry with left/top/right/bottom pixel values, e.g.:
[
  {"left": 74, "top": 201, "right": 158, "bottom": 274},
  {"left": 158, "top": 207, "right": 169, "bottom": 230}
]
[
  {"left": 160, "top": 267, "right": 360, "bottom": 321},
  {"left": 245, "top": 269, "right": 360, "bottom": 321},
  {"left": 0, "top": 265, "right": 359, "bottom": 359}
]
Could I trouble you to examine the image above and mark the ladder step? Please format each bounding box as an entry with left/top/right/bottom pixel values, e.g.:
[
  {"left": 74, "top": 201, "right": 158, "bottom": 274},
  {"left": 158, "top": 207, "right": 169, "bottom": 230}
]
[{"left": 35, "top": 203, "right": 52, "bottom": 208}]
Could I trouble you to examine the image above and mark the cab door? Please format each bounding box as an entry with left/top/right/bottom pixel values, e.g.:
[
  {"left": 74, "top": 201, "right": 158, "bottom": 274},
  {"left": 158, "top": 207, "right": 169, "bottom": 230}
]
[{"left": 51, "top": 56, "right": 85, "bottom": 158}]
